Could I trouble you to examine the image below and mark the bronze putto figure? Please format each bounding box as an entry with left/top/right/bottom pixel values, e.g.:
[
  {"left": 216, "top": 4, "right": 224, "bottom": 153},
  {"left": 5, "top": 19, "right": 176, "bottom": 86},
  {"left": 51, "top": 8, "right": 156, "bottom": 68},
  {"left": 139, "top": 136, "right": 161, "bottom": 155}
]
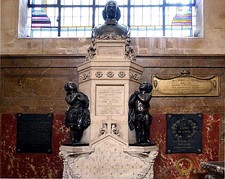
[
  {"left": 128, "top": 82, "right": 154, "bottom": 145},
  {"left": 64, "top": 82, "right": 90, "bottom": 144}
]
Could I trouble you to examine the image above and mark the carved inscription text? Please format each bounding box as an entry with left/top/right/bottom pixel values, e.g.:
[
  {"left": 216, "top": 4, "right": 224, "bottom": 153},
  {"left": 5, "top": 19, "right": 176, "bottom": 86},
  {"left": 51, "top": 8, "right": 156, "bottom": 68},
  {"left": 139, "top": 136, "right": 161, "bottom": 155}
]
[
  {"left": 97, "top": 46, "right": 123, "bottom": 56},
  {"left": 96, "top": 85, "right": 124, "bottom": 115}
]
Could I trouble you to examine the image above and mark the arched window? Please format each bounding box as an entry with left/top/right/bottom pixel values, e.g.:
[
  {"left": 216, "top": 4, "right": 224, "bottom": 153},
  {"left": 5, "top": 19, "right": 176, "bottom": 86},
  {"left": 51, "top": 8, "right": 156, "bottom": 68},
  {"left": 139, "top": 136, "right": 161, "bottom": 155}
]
[{"left": 20, "top": 0, "right": 203, "bottom": 38}]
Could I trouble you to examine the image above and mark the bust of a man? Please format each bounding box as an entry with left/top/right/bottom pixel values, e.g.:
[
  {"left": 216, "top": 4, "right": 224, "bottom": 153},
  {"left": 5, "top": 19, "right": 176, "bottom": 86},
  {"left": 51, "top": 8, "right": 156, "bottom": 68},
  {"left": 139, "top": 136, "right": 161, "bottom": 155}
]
[{"left": 93, "top": 1, "right": 130, "bottom": 39}]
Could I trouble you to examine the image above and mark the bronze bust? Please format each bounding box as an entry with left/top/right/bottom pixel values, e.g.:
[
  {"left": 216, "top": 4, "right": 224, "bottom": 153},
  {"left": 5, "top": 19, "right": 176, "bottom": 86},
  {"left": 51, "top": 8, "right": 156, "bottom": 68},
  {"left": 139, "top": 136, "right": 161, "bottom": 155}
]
[{"left": 93, "top": 1, "right": 130, "bottom": 39}]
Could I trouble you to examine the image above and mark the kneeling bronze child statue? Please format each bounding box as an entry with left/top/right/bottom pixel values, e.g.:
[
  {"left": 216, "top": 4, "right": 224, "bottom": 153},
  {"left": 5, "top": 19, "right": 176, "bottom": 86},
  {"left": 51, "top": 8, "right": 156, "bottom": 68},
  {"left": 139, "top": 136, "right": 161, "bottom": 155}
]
[
  {"left": 128, "top": 82, "right": 155, "bottom": 145},
  {"left": 64, "top": 82, "right": 90, "bottom": 144}
]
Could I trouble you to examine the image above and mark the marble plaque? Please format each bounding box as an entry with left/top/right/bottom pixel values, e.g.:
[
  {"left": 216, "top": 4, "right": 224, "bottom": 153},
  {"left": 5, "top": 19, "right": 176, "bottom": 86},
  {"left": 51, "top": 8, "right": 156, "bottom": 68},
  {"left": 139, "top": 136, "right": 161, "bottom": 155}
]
[
  {"left": 152, "top": 75, "right": 219, "bottom": 96},
  {"left": 166, "top": 114, "right": 202, "bottom": 154},
  {"left": 97, "top": 46, "right": 123, "bottom": 56},
  {"left": 96, "top": 85, "right": 124, "bottom": 115}
]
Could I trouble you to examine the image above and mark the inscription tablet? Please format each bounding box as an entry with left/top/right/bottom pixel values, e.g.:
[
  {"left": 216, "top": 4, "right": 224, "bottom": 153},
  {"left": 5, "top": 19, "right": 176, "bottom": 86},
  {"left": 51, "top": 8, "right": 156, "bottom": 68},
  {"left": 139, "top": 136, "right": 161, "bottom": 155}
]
[
  {"left": 98, "top": 46, "right": 123, "bottom": 56},
  {"left": 96, "top": 85, "right": 124, "bottom": 115},
  {"left": 16, "top": 113, "right": 53, "bottom": 153},
  {"left": 166, "top": 114, "right": 202, "bottom": 154},
  {"left": 152, "top": 74, "right": 219, "bottom": 96}
]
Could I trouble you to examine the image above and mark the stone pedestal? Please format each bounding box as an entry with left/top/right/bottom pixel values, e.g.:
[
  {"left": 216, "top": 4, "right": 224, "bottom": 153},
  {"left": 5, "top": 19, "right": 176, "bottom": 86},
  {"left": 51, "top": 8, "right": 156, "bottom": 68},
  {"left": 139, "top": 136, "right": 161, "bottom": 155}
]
[
  {"left": 60, "top": 39, "right": 159, "bottom": 178},
  {"left": 77, "top": 39, "right": 143, "bottom": 144},
  {"left": 60, "top": 134, "right": 159, "bottom": 179}
]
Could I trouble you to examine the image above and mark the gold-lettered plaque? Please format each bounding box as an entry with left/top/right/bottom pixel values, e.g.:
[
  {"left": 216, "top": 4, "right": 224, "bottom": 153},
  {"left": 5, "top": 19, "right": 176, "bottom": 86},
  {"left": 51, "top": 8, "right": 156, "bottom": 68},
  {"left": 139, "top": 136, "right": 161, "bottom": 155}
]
[{"left": 152, "top": 71, "right": 219, "bottom": 97}]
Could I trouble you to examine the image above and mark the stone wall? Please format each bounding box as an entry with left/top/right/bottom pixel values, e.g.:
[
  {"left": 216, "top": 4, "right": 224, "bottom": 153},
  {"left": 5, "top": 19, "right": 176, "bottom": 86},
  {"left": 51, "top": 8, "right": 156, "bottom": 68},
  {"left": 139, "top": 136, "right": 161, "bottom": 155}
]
[{"left": 1, "top": 56, "right": 224, "bottom": 178}]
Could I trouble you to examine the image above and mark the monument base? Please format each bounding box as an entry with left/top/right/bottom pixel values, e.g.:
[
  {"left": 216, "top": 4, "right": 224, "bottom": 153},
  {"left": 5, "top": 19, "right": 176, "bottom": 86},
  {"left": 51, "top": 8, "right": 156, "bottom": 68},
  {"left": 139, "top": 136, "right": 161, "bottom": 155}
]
[{"left": 60, "top": 134, "right": 158, "bottom": 179}]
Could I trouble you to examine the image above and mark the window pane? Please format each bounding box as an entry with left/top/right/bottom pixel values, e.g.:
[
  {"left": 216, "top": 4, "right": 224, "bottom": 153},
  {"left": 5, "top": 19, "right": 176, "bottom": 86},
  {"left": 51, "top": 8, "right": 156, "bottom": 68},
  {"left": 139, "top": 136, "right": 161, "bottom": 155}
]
[
  {"left": 131, "top": 0, "right": 163, "bottom": 5},
  {"left": 119, "top": 7, "right": 128, "bottom": 25},
  {"left": 95, "top": 7, "right": 105, "bottom": 26},
  {"left": 31, "top": 28, "right": 58, "bottom": 37},
  {"left": 166, "top": 6, "right": 194, "bottom": 37},
  {"left": 61, "top": 7, "right": 92, "bottom": 37},
  {"left": 131, "top": 7, "right": 162, "bottom": 26},
  {"left": 166, "top": 0, "right": 194, "bottom": 4},
  {"left": 61, "top": 27, "right": 92, "bottom": 37},
  {"left": 61, "top": 8, "right": 73, "bottom": 26},
  {"left": 46, "top": 7, "right": 58, "bottom": 27},
  {"left": 80, "top": 0, "right": 92, "bottom": 5},
  {"left": 31, "top": 7, "right": 58, "bottom": 28},
  {"left": 30, "top": 0, "right": 57, "bottom": 5},
  {"left": 61, "top": 0, "right": 92, "bottom": 5},
  {"left": 96, "top": 0, "right": 128, "bottom": 6},
  {"left": 27, "top": 0, "right": 197, "bottom": 37},
  {"left": 130, "top": 6, "right": 163, "bottom": 37},
  {"left": 72, "top": 8, "right": 81, "bottom": 26},
  {"left": 80, "top": 8, "right": 92, "bottom": 26},
  {"left": 130, "top": 7, "right": 143, "bottom": 26},
  {"left": 61, "top": 7, "right": 92, "bottom": 26},
  {"left": 116, "top": 0, "right": 128, "bottom": 6},
  {"left": 131, "top": 26, "right": 163, "bottom": 37},
  {"left": 61, "top": 0, "right": 74, "bottom": 5},
  {"left": 96, "top": 0, "right": 107, "bottom": 6}
]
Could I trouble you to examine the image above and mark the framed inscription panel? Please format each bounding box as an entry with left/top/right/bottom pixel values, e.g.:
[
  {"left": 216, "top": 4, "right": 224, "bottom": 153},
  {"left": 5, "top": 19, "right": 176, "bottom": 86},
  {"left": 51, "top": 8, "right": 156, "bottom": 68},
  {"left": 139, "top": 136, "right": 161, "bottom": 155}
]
[
  {"left": 166, "top": 114, "right": 202, "bottom": 154},
  {"left": 98, "top": 46, "right": 123, "bottom": 56},
  {"left": 152, "top": 73, "right": 219, "bottom": 97},
  {"left": 16, "top": 113, "right": 53, "bottom": 153},
  {"left": 96, "top": 85, "right": 124, "bottom": 116}
]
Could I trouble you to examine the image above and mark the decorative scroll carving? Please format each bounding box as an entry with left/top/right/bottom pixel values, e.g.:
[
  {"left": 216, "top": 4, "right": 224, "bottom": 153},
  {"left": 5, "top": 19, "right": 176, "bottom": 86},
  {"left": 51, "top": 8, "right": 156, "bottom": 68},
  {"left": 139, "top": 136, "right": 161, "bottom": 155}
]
[
  {"left": 95, "top": 34, "right": 128, "bottom": 40},
  {"left": 85, "top": 39, "right": 96, "bottom": 61},
  {"left": 125, "top": 38, "right": 136, "bottom": 61}
]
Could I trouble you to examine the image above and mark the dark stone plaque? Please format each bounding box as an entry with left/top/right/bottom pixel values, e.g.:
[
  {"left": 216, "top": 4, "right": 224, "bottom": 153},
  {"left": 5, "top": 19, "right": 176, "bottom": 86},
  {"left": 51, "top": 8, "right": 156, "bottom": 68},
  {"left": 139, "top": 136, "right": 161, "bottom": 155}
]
[
  {"left": 16, "top": 113, "right": 53, "bottom": 153},
  {"left": 166, "top": 114, "right": 202, "bottom": 154}
]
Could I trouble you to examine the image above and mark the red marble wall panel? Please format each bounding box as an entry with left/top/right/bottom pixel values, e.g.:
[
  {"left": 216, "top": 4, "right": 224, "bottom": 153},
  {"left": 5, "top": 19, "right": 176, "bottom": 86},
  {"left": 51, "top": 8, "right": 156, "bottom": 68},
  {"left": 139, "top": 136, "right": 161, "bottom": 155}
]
[
  {"left": 1, "top": 113, "right": 220, "bottom": 178},
  {"left": 1, "top": 114, "right": 70, "bottom": 178},
  {"left": 151, "top": 114, "right": 220, "bottom": 179}
]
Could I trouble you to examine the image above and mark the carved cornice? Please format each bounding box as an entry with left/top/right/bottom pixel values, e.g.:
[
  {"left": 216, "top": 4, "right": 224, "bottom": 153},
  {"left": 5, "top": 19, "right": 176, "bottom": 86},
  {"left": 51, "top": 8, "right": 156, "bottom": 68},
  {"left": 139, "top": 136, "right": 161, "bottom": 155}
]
[{"left": 95, "top": 34, "right": 128, "bottom": 40}]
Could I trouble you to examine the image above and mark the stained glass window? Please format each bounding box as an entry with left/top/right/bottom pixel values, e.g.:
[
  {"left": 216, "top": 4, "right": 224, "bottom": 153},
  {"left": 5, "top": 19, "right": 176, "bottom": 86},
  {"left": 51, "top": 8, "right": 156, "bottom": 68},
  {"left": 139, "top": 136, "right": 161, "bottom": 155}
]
[{"left": 27, "top": 0, "right": 197, "bottom": 38}]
